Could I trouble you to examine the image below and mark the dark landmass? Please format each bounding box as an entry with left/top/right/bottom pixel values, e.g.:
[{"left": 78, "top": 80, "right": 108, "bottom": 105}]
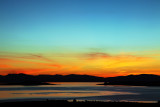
[
  {"left": 0, "top": 100, "right": 160, "bottom": 106},
  {"left": 0, "top": 73, "right": 160, "bottom": 86},
  {"left": 103, "top": 74, "right": 160, "bottom": 86},
  {"left": 0, "top": 73, "right": 105, "bottom": 84},
  {"left": 0, "top": 81, "right": 55, "bottom": 86}
]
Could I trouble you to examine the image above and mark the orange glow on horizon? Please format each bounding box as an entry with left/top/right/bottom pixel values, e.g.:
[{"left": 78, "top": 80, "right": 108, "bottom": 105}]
[{"left": 0, "top": 52, "right": 160, "bottom": 77}]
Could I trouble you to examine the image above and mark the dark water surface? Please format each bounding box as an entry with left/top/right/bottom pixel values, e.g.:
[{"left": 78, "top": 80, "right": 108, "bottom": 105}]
[{"left": 0, "top": 82, "right": 160, "bottom": 103}]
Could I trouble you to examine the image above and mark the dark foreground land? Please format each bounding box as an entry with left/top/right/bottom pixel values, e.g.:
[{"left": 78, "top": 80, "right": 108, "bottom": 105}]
[{"left": 0, "top": 100, "right": 160, "bottom": 107}]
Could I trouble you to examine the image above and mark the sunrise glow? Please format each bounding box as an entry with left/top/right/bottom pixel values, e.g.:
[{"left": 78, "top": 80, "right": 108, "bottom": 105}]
[{"left": 0, "top": 0, "right": 160, "bottom": 77}]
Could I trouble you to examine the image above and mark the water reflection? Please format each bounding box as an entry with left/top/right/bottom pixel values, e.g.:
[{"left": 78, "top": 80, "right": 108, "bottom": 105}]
[{"left": 0, "top": 82, "right": 160, "bottom": 102}]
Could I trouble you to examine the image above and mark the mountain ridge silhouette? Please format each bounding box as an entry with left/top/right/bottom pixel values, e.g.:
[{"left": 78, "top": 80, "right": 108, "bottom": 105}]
[{"left": 0, "top": 73, "right": 160, "bottom": 86}]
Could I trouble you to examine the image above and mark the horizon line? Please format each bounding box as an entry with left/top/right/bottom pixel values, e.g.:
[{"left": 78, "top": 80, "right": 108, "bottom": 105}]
[{"left": 1, "top": 73, "right": 159, "bottom": 78}]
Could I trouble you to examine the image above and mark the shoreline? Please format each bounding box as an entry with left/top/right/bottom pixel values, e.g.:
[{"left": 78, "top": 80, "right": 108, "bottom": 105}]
[
  {"left": 0, "top": 82, "right": 57, "bottom": 86},
  {"left": 0, "top": 100, "right": 160, "bottom": 106},
  {"left": 0, "top": 97, "right": 158, "bottom": 104},
  {"left": 98, "top": 84, "right": 160, "bottom": 87},
  {"left": 98, "top": 82, "right": 160, "bottom": 87}
]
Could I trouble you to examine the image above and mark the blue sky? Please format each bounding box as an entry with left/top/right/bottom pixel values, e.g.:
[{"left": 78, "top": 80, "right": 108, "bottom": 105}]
[{"left": 0, "top": 0, "right": 160, "bottom": 53}]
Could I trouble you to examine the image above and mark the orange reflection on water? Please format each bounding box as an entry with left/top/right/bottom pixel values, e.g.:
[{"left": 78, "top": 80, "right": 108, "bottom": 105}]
[
  {"left": 0, "top": 90, "right": 135, "bottom": 99},
  {"left": 0, "top": 82, "right": 137, "bottom": 100}
]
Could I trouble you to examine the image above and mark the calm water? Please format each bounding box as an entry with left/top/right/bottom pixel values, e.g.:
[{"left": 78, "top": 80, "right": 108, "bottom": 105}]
[{"left": 0, "top": 82, "right": 160, "bottom": 102}]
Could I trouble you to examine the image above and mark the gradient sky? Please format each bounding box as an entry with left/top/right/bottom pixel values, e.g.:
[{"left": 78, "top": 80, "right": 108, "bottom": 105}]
[{"left": 0, "top": 0, "right": 160, "bottom": 77}]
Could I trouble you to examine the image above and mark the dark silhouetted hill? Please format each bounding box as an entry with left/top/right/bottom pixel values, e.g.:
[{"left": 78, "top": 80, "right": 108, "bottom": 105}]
[
  {"left": 0, "top": 73, "right": 105, "bottom": 85},
  {"left": 0, "top": 73, "right": 160, "bottom": 86},
  {"left": 103, "top": 74, "right": 160, "bottom": 86}
]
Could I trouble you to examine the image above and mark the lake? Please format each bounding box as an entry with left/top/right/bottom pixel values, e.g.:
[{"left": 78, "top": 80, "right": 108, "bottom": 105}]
[{"left": 0, "top": 82, "right": 160, "bottom": 103}]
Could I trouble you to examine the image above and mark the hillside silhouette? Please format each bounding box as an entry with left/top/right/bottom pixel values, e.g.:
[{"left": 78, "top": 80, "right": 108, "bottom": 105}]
[
  {"left": 103, "top": 74, "right": 160, "bottom": 86},
  {"left": 0, "top": 73, "right": 160, "bottom": 86},
  {"left": 0, "top": 74, "right": 104, "bottom": 85}
]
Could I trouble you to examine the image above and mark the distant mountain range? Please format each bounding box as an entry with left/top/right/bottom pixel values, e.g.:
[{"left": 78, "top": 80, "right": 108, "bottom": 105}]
[
  {"left": 0, "top": 74, "right": 104, "bottom": 83},
  {"left": 0, "top": 73, "right": 160, "bottom": 86}
]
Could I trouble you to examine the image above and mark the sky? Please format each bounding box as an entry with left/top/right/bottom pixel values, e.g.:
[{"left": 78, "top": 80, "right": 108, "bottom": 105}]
[{"left": 0, "top": 0, "right": 160, "bottom": 77}]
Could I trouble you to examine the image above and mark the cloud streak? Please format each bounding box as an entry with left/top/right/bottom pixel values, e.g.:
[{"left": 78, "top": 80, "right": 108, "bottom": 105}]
[
  {"left": 0, "top": 52, "right": 53, "bottom": 62},
  {"left": 83, "top": 52, "right": 111, "bottom": 60},
  {"left": 82, "top": 52, "right": 150, "bottom": 61},
  {"left": 0, "top": 52, "right": 63, "bottom": 75}
]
